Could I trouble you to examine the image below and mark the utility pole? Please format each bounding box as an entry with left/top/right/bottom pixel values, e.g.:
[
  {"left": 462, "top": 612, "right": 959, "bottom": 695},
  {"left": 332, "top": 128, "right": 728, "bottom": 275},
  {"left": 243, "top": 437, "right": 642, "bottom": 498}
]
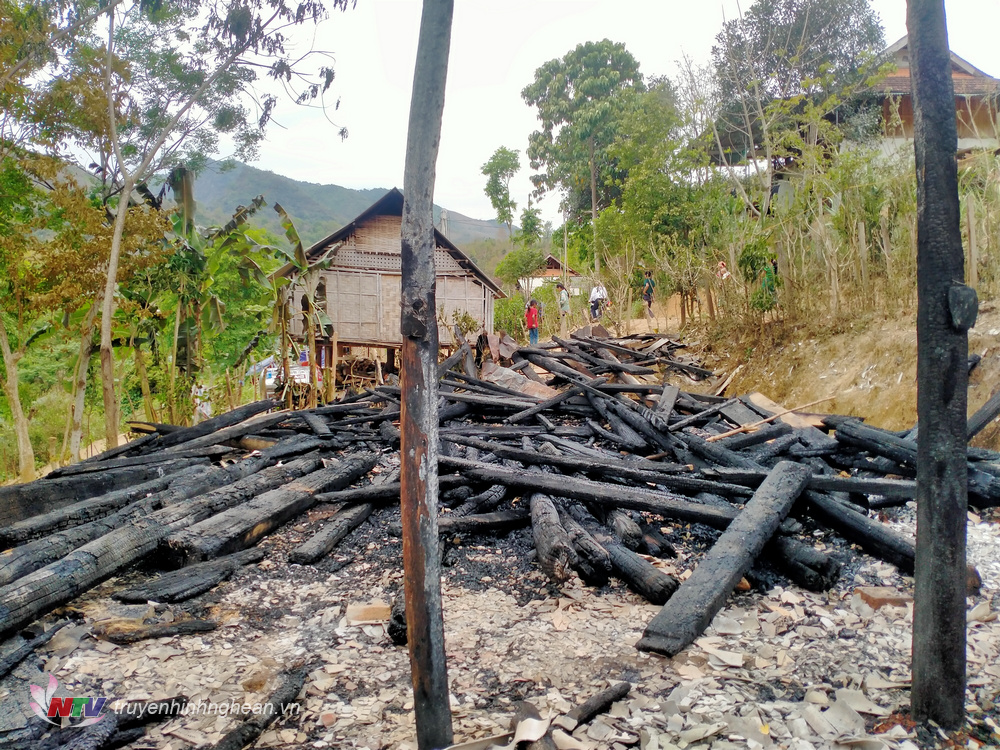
[
  {"left": 398, "top": 0, "right": 454, "bottom": 747},
  {"left": 908, "top": 0, "right": 974, "bottom": 729}
]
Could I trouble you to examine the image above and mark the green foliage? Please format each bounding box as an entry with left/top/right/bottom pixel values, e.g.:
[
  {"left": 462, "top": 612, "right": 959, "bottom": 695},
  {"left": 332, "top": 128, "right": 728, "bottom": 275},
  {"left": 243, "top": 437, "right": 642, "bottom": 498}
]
[
  {"left": 494, "top": 295, "right": 525, "bottom": 340},
  {"left": 481, "top": 146, "right": 520, "bottom": 235},
  {"left": 522, "top": 39, "right": 644, "bottom": 216},
  {"left": 494, "top": 246, "right": 545, "bottom": 292},
  {"left": 514, "top": 201, "right": 543, "bottom": 250}
]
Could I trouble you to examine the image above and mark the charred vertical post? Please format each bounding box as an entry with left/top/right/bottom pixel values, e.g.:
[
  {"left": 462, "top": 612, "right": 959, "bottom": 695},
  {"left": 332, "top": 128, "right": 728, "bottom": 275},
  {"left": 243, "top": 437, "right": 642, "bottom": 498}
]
[
  {"left": 908, "top": 0, "right": 972, "bottom": 728},
  {"left": 398, "top": 1, "right": 454, "bottom": 747}
]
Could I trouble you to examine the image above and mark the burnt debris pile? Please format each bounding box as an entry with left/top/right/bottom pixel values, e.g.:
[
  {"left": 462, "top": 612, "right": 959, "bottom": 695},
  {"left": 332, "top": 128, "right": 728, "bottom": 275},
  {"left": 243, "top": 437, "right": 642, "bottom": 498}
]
[{"left": 0, "top": 325, "right": 994, "bottom": 745}]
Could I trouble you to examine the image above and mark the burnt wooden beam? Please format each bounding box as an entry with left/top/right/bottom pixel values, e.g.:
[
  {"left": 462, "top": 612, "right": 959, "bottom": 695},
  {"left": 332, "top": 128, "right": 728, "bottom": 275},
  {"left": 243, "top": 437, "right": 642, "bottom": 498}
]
[
  {"left": 656, "top": 384, "right": 679, "bottom": 415},
  {"left": 702, "top": 467, "right": 917, "bottom": 499},
  {"left": 93, "top": 616, "right": 217, "bottom": 644},
  {"left": 153, "top": 399, "right": 276, "bottom": 449},
  {"left": 0, "top": 459, "right": 209, "bottom": 528},
  {"left": 909, "top": 0, "right": 972, "bottom": 725},
  {"left": 604, "top": 540, "right": 678, "bottom": 605},
  {"left": 438, "top": 456, "right": 738, "bottom": 530},
  {"left": 436, "top": 508, "right": 529, "bottom": 535},
  {"left": 557, "top": 682, "right": 632, "bottom": 732},
  {"left": 668, "top": 397, "right": 741, "bottom": 432},
  {"left": 0, "top": 453, "right": 332, "bottom": 634},
  {"left": 967, "top": 389, "right": 1000, "bottom": 441},
  {"left": 0, "top": 466, "right": 212, "bottom": 548},
  {"left": 398, "top": 0, "right": 455, "bottom": 744},
  {"left": 638, "top": 461, "right": 811, "bottom": 656},
  {"left": 209, "top": 669, "right": 306, "bottom": 750},
  {"left": 530, "top": 492, "right": 578, "bottom": 582},
  {"left": 164, "top": 454, "right": 377, "bottom": 566},
  {"left": 113, "top": 548, "right": 265, "bottom": 603},
  {"left": 288, "top": 503, "right": 373, "bottom": 565},
  {"left": 45, "top": 445, "right": 230, "bottom": 478}
]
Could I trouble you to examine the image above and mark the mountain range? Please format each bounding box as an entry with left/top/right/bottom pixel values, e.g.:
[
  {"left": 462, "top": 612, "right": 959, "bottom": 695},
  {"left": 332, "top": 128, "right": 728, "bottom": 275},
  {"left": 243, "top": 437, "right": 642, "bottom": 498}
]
[{"left": 191, "top": 161, "right": 507, "bottom": 249}]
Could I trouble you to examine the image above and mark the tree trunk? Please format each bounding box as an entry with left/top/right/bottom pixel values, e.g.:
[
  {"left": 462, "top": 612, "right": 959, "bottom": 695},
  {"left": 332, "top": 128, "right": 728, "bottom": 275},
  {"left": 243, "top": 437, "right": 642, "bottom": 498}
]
[
  {"left": 69, "top": 303, "right": 100, "bottom": 463},
  {"left": 134, "top": 340, "right": 155, "bottom": 423},
  {"left": 0, "top": 318, "right": 34, "bottom": 481},
  {"left": 99, "top": 177, "right": 134, "bottom": 451},
  {"left": 589, "top": 135, "right": 600, "bottom": 274}
]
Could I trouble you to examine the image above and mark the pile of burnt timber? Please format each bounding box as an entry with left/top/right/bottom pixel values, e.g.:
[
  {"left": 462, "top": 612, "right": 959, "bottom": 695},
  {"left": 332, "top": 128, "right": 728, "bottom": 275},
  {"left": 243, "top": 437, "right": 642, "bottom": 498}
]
[{"left": 0, "top": 327, "right": 993, "bottom": 715}]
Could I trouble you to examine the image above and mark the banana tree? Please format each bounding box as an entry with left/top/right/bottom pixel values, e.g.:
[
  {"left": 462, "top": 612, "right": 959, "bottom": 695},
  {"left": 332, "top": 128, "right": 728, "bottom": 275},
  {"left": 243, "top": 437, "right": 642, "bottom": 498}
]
[{"left": 273, "top": 203, "right": 337, "bottom": 409}]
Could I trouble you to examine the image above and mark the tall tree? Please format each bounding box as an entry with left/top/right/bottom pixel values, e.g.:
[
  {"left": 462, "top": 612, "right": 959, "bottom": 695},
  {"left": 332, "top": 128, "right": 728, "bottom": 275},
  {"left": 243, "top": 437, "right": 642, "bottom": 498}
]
[
  {"left": 481, "top": 146, "right": 519, "bottom": 237},
  {"left": 710, "top": 0, "right": 884, "bottom": 214},
  {"left": 74, "top": 0, "right": 352, "bottom": 448},
  {"left": 521, "top": 39, "right": 643, "bottom": 273}
]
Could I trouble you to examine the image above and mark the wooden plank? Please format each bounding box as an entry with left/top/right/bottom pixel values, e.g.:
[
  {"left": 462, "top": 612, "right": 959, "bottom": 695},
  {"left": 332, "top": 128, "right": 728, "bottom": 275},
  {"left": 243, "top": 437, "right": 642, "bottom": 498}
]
[{"left": 637, "top": 461, "right": 811, "bottom": 656}]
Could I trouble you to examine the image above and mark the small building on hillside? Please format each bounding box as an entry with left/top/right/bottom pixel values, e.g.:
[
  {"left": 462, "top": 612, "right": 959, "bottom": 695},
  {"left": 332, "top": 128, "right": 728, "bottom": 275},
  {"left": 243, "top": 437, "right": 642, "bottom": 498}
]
[
  {"left": 874, "top": 35, "right": 1000, "bottom": 154},
  {"left": 284, "top": 188, "right": 503, "bottom": 369},
  {"left": 525, "top": 254, "right": 584, "bottom": 296}
]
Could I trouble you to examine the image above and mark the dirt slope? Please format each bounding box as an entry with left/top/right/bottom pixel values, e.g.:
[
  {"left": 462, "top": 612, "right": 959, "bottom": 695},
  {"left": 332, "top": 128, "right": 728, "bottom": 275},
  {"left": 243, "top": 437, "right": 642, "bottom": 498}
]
[{"left": 661, "top": 300, "right": 1000, "bottom": 451}]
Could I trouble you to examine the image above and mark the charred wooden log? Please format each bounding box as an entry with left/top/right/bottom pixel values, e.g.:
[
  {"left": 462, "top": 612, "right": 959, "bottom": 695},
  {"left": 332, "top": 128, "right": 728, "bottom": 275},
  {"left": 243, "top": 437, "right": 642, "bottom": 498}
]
[
  {"left": 764, "top": 535, "right": 841, "bottom": 592},
  {"left": 113, "top": 549, "right": 265, "bottom": 603},
  {"left": 152, "top": 399, "right": 277, "bottom": 450},
  {"left": 802, "top": 490, "right": 916, "bottom": 574},
  {"left": 45, "top": 445, "right": 230, "bottom": 478},
  {"left": 530, "top": 493, "right": 578, "bottom": 583},
  {"left": 208, "top": 669, "right": 306, "bottom": 750},
  {"left": 603, "top": 540, "right": 678, "bottom": 605},
  {"left": 438, "top": 457, "right": 738, "bottom": 530},
  {"left": 451, "top": 483, "right": 507, "bottom": 517},
  {"left": 591, "top": 506, "right": 642, "bottom": 550},
  {"left": 0, "top": 466, "right": 213, "bottom": 548},
  {"left": 556, "top": 682, "right": 632, "bottom": 732},
  {"left": 0, "top": 459, "right": 210, "bottom": 528},
  {"left": 93, "top": 616, "right": 217, "bottom": 645},
  {"left": 436, "top": 509, "right": 530, "bottom": 536},
  {"left": 0, "top": 621, "right": 68, "bottom": 680},
  {"left": 164, "top": 454, "right": 377, "bottom": 567},
  {"left": 288, "top": 503, "right": 373, "bottom": 565},
  {"left": 638, "top": 461, "right": 812, "bottom": 656},
  {"left": 555, "top": 506, "right": 611, "bottom": 586},
  {"left": 0, "top": 452, "right": 331, "bottom": 636},
  {"left": 640, "top": 522, "right": 677, "bottom": 558}
]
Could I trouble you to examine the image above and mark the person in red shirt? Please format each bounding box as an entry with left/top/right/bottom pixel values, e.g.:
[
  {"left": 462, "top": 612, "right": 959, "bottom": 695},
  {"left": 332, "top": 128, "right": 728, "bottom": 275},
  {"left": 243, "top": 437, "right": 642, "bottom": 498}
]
[{"left": 525, "top": 299, "right": 540, "bottom": 346}]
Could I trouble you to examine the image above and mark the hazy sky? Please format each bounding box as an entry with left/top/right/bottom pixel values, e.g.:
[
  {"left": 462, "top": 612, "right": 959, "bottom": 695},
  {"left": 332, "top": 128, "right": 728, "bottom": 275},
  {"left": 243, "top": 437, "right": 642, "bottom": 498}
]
[{"left": 247, "top": 0, "right": 1000, "bottom": 227}]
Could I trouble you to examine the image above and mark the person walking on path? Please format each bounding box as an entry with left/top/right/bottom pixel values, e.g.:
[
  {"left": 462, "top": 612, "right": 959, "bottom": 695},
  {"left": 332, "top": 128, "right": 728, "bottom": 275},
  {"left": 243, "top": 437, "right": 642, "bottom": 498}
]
[
  {"left": 556, "top": 283, "right": 570, "bottom": 336},
  {"left": 525, "top": 298, "right": 540, "bottom": 346},
  {"left": 589, "top": 283, "right": 608, "bottom": 321},
  {"left": 641, "top": 270, "right": 657, "bottom": 332}
]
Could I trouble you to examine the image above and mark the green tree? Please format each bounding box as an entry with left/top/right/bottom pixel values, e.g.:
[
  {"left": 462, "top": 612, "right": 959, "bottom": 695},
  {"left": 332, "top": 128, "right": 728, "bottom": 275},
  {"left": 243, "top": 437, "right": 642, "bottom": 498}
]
[
  {"left": 72, "top": 0, "right": 354, "bottom": 448},
  {"left": 710, "top": 0, "right": 885, "bottom": 215},
  {"left": 495, "top": 246, "right": 545, "bottom": 294},
  {"left": 514, "top": 200, "right": 543, "bottom": 250},
  {"left": 521, "top": 39, "right": 644, "bottom": 273},
  {"left": 481, "top": 146, "right": 519, "bottom": 237}
]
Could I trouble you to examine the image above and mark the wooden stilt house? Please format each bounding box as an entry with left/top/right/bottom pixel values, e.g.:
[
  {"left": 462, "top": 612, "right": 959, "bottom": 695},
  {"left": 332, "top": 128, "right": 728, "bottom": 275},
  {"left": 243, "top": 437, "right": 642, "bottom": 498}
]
[{"left": 284, "top": 188, "right": 502, "bottom": 376}]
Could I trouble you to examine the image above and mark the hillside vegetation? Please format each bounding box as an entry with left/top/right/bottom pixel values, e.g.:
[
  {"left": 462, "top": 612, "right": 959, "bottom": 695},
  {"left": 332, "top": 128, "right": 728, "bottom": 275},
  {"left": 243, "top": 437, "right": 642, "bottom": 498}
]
[{"left": 192, "top": 162, "right": 506, "bottom": 249}]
